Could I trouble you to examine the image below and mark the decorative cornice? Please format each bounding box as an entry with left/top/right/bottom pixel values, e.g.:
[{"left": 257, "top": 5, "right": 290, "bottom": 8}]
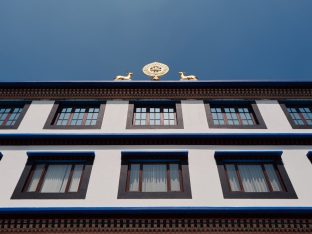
[
  {"left": 1, "top": 133, "right": 312, "bottom": 145},
  {"left": 0, "top": 81, "right": 312, "bottom": 99},
  {"left": 0, "top": 215, "right": 311, "bottom": 233}
]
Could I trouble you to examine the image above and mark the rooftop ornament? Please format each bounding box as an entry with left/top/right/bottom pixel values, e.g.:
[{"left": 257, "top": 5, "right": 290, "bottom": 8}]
[
  {"left": 179, "top": 72, "right": 198, "bottom": 81},
  {"left": 114, "top": 72, "right": 133, "bottom": 81},
  {"left": 142, "top": 62, "right": 169, "bottom": 81}
]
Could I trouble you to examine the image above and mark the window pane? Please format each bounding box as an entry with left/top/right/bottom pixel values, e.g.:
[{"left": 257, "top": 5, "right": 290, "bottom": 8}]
[
  {"left": 27, "top": 164, "right": 45, "bottom": 192},
  {"left": 69, "top": 165, "right": 84, "bottom": 192},
  {"left": 238, "top": 165, "right": 269, "bottom": 192},
  {"left": 264, "top": 164, "right": 282, "bottom": 191},
  {"left": 129, "top": 164, "right": 140, "bottom": 192},
  {"left": 142, "top": 164, "right": 167, "bottom": 192},
  {"left": 40, "top": 165, "right": 72, "bottom": 193},
  {"left": 169, "top": 164, "right": 181, "bottom": 191},
  {"left": 225, "top": 164, "right": 241, "bottom": 192}
]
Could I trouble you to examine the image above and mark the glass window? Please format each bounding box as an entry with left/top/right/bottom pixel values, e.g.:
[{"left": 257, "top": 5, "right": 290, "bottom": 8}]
[
  {"left": 210, "top": 106, "right": 257, "bottom": 126},
  {"left": 215, "top": 152, "right": 297, "bottom": 199},
  {"left": 127, "top": 163, "right": 181, "bottom": 192},
  {"left": 0, "top": 102, "right": 29, "bottom": 129},
  {"left": 286, "top": 106, "right": 312, "bottom": 126},
  {"left": 118, "top": 152, "right": 191, "bottom": 199},
  {"left": 133, "top": 106, "right": 176, "bottom": 126},
  {"left": 11, "top": 153, "right": 94, "bottom": 199}
]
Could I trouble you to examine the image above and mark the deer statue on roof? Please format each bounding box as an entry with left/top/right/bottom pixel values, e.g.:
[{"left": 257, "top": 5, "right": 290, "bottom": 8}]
[
  {"left": 179, "top": 72, "right": 198, "bottom": 81},
  {"left": 114, "top": 72, "right": 133, "bottom": 81}
]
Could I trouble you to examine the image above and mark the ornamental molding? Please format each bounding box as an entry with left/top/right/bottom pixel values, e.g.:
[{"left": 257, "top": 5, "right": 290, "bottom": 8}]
[
  {"left": 0, "top": 87, "right": 312, "bottom": 99},
  {"left": 0, "top": 215, "right": 311, "bottom": 233}
]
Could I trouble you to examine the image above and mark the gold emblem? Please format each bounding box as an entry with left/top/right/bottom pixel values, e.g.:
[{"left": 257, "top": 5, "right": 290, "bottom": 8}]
[{"left": 142, "top": 62, "right": 169, "bottom": 80}]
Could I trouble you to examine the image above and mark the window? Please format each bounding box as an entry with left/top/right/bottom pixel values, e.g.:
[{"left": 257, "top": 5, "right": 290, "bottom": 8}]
[
  {"left": 280, "top": 101, "right": 312, "bottom": 129},
  {"left": 118, "top": 152, "right": 191, "bottom": 199},
  {"left": 215, "top": 151, "right": 297, "bottom": 199},
  {"left": 126, "top": 101, "right": 183, "bottom": 129},
  {"left": 0, "top": 101, "right": 30, "bottom": 129},
  {"left": 205, "top": 101, "right": 266, "bottom": 129},
  {"left": 11, "top": 152, "right": 94, "bottom": 199},
  {"left": 44, "top": 101, "right": 105, "bottom": 129}
]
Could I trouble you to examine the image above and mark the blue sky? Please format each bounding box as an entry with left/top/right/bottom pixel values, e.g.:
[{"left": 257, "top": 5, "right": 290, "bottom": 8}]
[{"left": 0, "top": 0, "right": 311, "bottom": 81}]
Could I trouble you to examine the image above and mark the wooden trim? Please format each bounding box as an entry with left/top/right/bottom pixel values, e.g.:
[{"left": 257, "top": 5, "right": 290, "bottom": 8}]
[
  {"left": 1, "top": 83, "right": 312, "bottom": 100},
  {"left": 0, "top": 214, "right": 312, "bottom": 233}
]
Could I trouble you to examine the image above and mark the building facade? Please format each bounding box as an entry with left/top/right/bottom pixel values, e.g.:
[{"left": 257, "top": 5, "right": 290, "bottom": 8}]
[{"left": 0, "top": 80, "right": 312, "bottom": 233}]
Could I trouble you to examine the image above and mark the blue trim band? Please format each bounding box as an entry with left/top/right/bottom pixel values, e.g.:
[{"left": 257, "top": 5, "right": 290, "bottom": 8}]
[
  {"left": 0, "top": 207, "right": 311, "bottom": 215},
  {"left": 0, "top": 80, "right": 312, "bottom": 89},
  {"left": 122, "top": 151, "right": 188, "bottom": 157},
  {"left": 2, "top": 133, "right": 312, "bottom": 140},
  {"left": 215, "top": 151, "right": 283, "bottom": 158},
  {"left": 27, "top": 152, "right": 95, "bottom": 157}
]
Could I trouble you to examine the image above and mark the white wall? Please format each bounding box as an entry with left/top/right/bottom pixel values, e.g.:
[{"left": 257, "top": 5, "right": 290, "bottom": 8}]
[
  {"left": 0, "top": 145, "right": 312, "bottom": 208},
  {"left": 0, "top": 99, "right": 310, "bottom": 134}
]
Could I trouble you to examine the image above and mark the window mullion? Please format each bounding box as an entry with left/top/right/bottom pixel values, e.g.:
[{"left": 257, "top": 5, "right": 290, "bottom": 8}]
[
  {"left": 36, "top": 164, "right": 48, "bottom": 193},
  {"left": 160, "top": 107, "right": 164, "bottom": 126},
  {"left": 235, "top": 164, "right": 244, "bottom": 192},
  {"left": 261, "top": 164, "right": 274, "bottom": 192},
  {"left": 81, "top": 109, "right": 88, "bottom": 126},
  {"left": 139, "top": 164, "right": 143, "bottom": 192},
  {"left": 235, "top": 108, "right": 243, "bottom": 126},
  {"left": 167, "top": 164, "right": 171, "bottom": 192},
  {"left": 2, "top": 109, "right": 12, "bottom": 126},
  {"left": 65, "top": 165, "right": 75, "bottom": 193},
  {"left": 146, "top": 108, "right": 150, "bottom": 126},
  {"left": 66, "top": 110, "right": 75, "bottom": 126}
]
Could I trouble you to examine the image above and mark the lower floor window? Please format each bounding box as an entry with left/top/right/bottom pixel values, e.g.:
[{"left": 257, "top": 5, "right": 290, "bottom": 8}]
[
  {"left": 118, "top": 152, "right": 192, "bottom": 199},
  {"left": 11, "top": 152, "right": 94, "bottom": 199},
  {"left": 215, "top": 151, "right": 297, "bottom": 199},
  {"left": 26, "top": 164, "right": 84, "bottom": 193},
  {"left": 128, "top": 163, "right": 181, "bottom": 192},
  {"left": 225, "top": 164, "right": 283, "bottom": 192}
]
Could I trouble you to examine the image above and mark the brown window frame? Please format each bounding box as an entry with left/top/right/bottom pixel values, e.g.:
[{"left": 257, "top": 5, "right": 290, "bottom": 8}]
[
  {"left": 205, "top": 101, "right": 267, "bottom": 129},
  {"left": 279, "top": 101, "right": 312, "bottom": 129},
  {"left": 126, "top": 101, "right": 184, "bottom": 129},
  {"left": 0, "top": 101, "right": 30, "bottom": 129},
  {"left": 44, "top": 101, "right": 105, "bottom": 129},
  {"left": 118, "top": 151, "right": 192, "bottom": 199},
  {"left": 215, "top": 151, "right": 297, "bottom": 199},
  {"left": 11, "top": 152, "right": 94, "bottom": 199}
]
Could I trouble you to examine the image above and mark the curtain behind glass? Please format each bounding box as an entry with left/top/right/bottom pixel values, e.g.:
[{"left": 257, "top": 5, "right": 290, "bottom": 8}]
[
  {"left": 27, "top": 164, "right": 45, "bottom": 192},
  {"left": 238, "top": 165, "right": 269, "bottom": 192},
  {"left": 169, "top": 164, "right": 180, "bottom": 191},
  {"left": 225, "top": 164, "right": 240, "bottom": 191},
  {"left": 129, "top": 164, "right": 140, "bottom": 191},
  {"left": 69, "top": 165, "right": 83, "bottom": 192},
  {"left": 142, "top": 165, "right": 167, "bottom": 192},
  {"left": 40, "top": 165, "right": 71, "bottom": 193},
  {"left": 264, "top": 164, "right": 282, "bottom": 191}
]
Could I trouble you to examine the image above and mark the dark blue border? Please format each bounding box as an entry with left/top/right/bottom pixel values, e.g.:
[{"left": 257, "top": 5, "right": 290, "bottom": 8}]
[
  {"left": 0, "top": 80, "right": 312, "bottom": 89},
  {"left": 0, "top": 207, "right": 311, "bottom": 215},
  {"left": 27, "top": 151, "right": 95, "bottom": 158},
  {"left": 215, "top": 151, "right": 283, "bottom": 158},
  {"left": 0, "top": 133, "right": 312, "bottom": 140}
]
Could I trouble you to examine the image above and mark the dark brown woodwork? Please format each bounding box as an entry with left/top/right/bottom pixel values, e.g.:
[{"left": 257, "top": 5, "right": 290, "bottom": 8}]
[{"left": 0, "top": 214, "right": 312, "bottom": 233}]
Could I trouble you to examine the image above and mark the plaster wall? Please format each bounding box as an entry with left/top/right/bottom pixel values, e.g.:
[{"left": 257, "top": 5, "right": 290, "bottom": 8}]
[{"left": 0, "top": 145, "right": 311, "bottom": 208}]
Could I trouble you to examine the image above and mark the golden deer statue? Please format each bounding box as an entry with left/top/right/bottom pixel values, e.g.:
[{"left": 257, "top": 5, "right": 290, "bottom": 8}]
[
  {"left": 179, "top": 72, "right": 198, "bottom": 81},
  {"left": 114, "top": 72, "right": 133, "bottom": 81}
]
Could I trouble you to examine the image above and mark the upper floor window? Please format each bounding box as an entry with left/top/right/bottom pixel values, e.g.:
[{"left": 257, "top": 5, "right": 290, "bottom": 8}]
[
  {"left": 126, "top": 101, "right": 183, "bottom": 129},
  {"left": 0, "top": 101, "right": 30, "bottom": 129},
  {"left": 280, "top": 101, "right": 312, "bottom": 129},
  {"left": 215, "top": 151, "right": 297, "bottom": 199},
  {"left": 44, "top": 101, "right": 105, "bottom": 129},
  {"left": 11, "top": 152, "right": 94, "bottom": 199},
  {"left": 205, "top": 101, "right": 266, "bottom": 129},
  {"left": 118, "top": 151, "right": 191, "bottom": 199}
]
